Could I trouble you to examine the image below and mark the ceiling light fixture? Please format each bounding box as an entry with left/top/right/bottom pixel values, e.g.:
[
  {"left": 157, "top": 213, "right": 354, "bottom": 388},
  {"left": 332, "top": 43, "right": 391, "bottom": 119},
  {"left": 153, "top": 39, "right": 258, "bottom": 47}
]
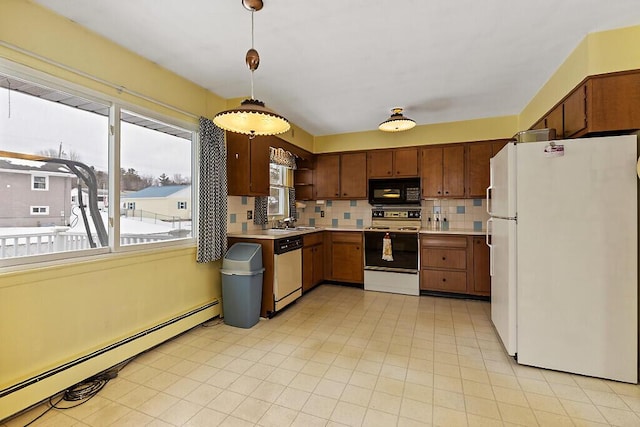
[
  {"left": 213, "top": 0, "right": 290, "bottom": 137},
  {"left": 378, "top": 108, "right": 416, "bottom": 132}
]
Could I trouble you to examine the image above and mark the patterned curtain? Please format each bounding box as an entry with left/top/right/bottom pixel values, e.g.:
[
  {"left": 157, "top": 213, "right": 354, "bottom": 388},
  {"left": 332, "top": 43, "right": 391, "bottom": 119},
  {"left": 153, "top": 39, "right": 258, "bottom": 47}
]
[
  {"left": 254, "top": 196, "right": 268, "bottom": 225},
  {"left": 197, "top": 117, "right": 227, "bottom": 263},
  {"left": 288, "top": 187, "right": 296, "bottom": 220}
]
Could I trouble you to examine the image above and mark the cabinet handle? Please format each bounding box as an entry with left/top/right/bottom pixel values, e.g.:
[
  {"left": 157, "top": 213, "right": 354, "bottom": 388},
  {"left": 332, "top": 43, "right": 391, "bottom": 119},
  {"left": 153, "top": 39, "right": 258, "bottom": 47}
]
[
  {"left": 445, "top": 191, "right": 449, "bottom": 195},
  {"left": 437, "top": 191, "right": 441, "bottom": 194},
  {"left": 356, "top": 247, "right": 359, "bottom": 250},
  {"left": 343, "top": 193, "right": 347, "bottom": 196},
  {"left": 442, "top": 278, "right": 447, "bottom": 282},
  {"left": 235, "top": 153, "right": 239, "bottom": 159},
  {"left": 442, "top": 257, "right": 446, "bottom": 261}
]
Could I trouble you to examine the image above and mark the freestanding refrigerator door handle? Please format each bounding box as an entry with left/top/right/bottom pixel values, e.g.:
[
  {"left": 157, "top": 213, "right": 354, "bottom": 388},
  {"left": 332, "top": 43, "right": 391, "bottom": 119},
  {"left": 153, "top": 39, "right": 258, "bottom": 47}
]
[
  {"left": 486, "top": 186, "right": 493, "bottom": 216},
  {"left": 486, "top": 218, "right": 494, "bottom": 277}
]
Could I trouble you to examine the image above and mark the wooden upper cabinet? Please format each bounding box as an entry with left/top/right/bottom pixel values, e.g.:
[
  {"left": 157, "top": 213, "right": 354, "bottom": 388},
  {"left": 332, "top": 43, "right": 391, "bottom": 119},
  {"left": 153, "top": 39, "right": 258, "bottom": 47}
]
[
  {"left": 368, "top": 148, "right": 419, "bottom": 178},
  {"left": 421, "top": 147, "right": 444, "bottom": 198},
  {"left": 421, "top": 145, "right": 464, "bottom": 198},
  {"left": 368, "top": 150, "right": 394, "bottom": 177},
  {"left": 340, "top": 152, "right": 367, "bottom": 199},
  {"left": 315, "top": 152, "right": 367, "bottom": 199},
  {"left": 393, "top": 148, "right": 420, "bottom": 177},
  {"left": 226, "top": 132, "right": 270, "bottom": 196},
  {"left": 563, "top": 84, "right": 587, "bottom": 137},
  {"left": 443, "top": 145, "right": 465, "bottom": 198},
  {"left": 545, "top": 105, "right": 564, "bottom": 140},
  {"left": 466, "top": 139, "right": 510, "bottom": 199},
  {"left": 466, "top": 142, "right": 493, "bottom": 199},
  {"left": 314, "top": 154, "right": 341, "bottom": 199},
  {"left": 587, "top": 72, "right": 640, "bottom": 134}
]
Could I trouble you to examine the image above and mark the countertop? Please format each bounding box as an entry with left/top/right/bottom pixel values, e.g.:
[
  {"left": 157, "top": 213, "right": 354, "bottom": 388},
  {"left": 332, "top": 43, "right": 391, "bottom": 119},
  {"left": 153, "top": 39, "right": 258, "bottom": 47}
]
[{"left": 227, "top": 226, "right": 485, "bottom": 239}]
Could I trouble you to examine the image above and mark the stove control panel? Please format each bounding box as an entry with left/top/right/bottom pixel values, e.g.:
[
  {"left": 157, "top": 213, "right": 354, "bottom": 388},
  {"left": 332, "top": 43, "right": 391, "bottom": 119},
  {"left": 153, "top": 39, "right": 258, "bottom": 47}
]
[{"left": 372, "top": 209, "right": 421, "bottom": 219}]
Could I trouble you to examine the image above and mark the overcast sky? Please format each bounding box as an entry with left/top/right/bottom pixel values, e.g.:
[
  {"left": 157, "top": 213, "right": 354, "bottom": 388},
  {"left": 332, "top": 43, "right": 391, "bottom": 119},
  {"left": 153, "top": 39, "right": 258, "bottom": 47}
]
[{"left": 0, "top": 88, "right": 191, "bottom": 178}]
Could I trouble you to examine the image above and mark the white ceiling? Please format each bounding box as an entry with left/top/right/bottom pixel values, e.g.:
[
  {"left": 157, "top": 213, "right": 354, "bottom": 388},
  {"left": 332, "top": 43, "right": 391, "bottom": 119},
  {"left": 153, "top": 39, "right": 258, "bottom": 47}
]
[{"left": 32, "top": 0, "right": 640, "bottom": 136}]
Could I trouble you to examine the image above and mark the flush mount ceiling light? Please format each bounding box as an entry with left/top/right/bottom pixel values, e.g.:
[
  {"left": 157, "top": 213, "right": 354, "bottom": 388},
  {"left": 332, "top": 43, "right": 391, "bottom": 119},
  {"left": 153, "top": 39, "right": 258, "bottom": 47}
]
[
  {"left": 378, "top": 108, "right": 416, "bottom": 132},
  {"left": 213, "top": 0, "right": 290, "bottom": 137}
]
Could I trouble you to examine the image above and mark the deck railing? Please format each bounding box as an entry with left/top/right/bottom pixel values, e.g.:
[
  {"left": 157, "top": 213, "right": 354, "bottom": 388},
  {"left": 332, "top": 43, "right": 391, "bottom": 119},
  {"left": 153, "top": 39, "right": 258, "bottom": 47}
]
[{"left": 0, "top": 228, "right": 185, "bottom": 259}]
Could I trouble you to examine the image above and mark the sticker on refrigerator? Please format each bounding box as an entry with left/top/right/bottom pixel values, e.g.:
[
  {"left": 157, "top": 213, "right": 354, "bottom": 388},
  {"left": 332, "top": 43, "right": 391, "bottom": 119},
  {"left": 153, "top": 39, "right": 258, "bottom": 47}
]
[{"left": 544, "top": 143, "right": 564, "bottom": 158}]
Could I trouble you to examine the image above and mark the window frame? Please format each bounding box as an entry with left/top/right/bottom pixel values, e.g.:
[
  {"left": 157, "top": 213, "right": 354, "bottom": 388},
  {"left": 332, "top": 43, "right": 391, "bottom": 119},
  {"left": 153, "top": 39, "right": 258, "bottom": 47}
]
[
  {"left": 0, "top": 59, "right": 199, "bottom": 268},
  {"left": 31, "top": 175, "right": 49, "bottom": 191},
  {"left": 30, "top": 206, "right": 49, "bottom": 215}
]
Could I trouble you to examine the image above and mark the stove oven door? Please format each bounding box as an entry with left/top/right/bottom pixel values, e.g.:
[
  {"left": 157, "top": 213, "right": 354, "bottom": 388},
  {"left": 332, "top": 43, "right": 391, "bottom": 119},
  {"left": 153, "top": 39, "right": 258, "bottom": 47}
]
[{"left": 364, "top": 231, "right": 419, "bottom": 272}]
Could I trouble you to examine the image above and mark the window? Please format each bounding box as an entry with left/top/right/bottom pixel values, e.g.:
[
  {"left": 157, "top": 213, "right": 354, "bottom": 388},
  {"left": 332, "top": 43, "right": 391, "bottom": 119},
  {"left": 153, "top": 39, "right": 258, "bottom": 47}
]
[
  {"left": 0, "top": 65, "right": 196, "bottom": 266},
  {"left": 30, "top": 206, "right": 49, "bottom": 215},
  {"left": 31, "top": 175, "right": 48, "bottom": 190},
  {"left": 268, "top": 164, "right": 291, "bottom": 217},
  {"left": 120, "top": 110, "right": 192, "bottom": 246}
]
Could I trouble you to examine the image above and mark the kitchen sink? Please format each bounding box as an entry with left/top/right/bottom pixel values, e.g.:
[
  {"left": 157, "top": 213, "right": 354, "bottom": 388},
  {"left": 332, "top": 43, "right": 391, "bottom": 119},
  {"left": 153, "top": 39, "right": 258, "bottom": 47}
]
[{"left": 266, "top": 229, "right": 294, "bottom": 234}]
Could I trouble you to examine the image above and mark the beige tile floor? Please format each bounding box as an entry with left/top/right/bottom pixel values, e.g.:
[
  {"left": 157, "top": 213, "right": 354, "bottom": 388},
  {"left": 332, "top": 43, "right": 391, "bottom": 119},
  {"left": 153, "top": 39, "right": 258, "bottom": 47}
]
[{"left": 4, "top": 284, "right": 640, "bottom": 427}]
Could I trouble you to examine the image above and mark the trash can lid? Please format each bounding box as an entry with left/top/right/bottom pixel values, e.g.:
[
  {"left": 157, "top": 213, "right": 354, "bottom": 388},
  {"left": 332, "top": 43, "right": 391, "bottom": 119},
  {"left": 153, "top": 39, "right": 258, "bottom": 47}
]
[{"left": 222, "top": 243, "right": 263, "bottom": 272}]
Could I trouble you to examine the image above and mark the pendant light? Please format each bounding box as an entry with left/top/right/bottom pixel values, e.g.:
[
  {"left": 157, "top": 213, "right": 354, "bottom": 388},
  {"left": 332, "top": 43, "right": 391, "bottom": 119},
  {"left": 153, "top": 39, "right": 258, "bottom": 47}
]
[
  {"left": 213, "top": 0, "right": 290, "bottom": 137},
  {"left": 378, "top": 108, "right": 416, "bottom": 132}
]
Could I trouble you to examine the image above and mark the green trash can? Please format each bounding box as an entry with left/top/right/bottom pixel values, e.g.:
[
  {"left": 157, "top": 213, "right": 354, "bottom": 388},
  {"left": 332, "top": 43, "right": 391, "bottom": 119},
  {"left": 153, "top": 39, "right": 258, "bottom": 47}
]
[{"left": 221, "top": 243, "right": 264, "bottom": 328}]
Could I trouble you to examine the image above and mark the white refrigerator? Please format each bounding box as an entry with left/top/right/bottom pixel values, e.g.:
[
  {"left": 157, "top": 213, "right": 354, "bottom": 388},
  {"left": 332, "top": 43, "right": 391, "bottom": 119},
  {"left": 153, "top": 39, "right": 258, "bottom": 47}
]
[{"left": 487, "top": 135, "right": 638, "bottom": 383}]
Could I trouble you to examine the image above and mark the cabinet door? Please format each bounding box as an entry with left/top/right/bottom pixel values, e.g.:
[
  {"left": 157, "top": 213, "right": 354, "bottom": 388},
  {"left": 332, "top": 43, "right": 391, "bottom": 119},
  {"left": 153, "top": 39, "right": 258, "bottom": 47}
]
[
  {"left": 226, "top": 133, "right": 270, "bottom": 196},
  {"left": 442, "top": 145, "right": 465, "bottom": 197},
  {"left": 466, "top": 142, "right": 493, "bottom": 198},
  {"left": 368, "top": 150, "right": 394, "bottom": 178},
  {"left": 563, "top": 84, "right": 587, "bottom": 138},
  {"left": 302, "top": 246, "right": 314, "bottom": 292},
  {"left": 421, "top": 147, "right": 443, "bottom": 198},
  {"left": 312, "top": 244, "right": 324, "bottom": 285},
  {"left": 315, "top": 154, "right": 341, "bottom": 199},
  {"left": 394, "top": 148, "right": 419, "bottom": 177},
  {"left": 471, "top": 236, "right": 490, "bottom": 295},
  {"left": 332, "top": 242, "right": 363, "bottom": 282},
  {"left": 340, "top": 152, "right": 367, "bottom": 199},
  {"left": 545, "top": 105, "right": 564, "bottom": 140},
  {"left": 588, "top": 73, "right": 640, "bottom": 134}
]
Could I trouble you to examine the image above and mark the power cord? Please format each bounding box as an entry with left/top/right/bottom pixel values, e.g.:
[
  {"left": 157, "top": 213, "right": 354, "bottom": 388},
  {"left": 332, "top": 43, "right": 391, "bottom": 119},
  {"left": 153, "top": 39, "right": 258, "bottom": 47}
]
[{"left": 22, "top": 365, "right": 125, "bottom": 426}]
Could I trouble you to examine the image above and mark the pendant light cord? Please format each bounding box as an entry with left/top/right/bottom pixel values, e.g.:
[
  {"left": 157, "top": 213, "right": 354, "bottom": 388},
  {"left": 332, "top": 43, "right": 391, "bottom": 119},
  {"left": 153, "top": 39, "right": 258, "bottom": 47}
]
[{"left": 249, "top": 9, "right": 255, "bottom": 100}]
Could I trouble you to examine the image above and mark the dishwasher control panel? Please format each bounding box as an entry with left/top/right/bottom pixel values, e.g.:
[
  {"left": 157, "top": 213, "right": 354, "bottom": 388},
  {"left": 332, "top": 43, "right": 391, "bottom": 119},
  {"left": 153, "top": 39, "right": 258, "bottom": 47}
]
[{"left": 274, "top": 236, "right": 303, "bottom": 254}]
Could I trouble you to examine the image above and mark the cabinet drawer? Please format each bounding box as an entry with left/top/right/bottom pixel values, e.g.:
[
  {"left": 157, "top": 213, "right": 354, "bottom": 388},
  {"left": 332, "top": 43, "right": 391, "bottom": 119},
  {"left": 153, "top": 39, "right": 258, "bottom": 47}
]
[
  {"left": 421, "top": 235, "right": 467, "bottom": 248},
  {"left": 303, "top": 232, "right": 323, "bottom": 246},
  {"left": 421, "top": 270, "right": 467, "bottom": 292},
  {"left": 331, "top": 232, "right": 362, "bottom": 244},
  {"left": 422, "top": 248, "right": 466, "bottom": 269}
]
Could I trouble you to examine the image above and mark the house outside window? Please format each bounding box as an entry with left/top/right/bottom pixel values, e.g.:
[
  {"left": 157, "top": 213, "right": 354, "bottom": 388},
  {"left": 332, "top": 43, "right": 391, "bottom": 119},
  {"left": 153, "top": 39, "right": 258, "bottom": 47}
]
[
  {"left": 0, "top": 65, "right": 196, "bottom": 266},
  {"left": 31, "top": 175, "right": 48, "bottom": 191},
  {"left": 30, "top": 206, "right": 49, "bottom": 215},
  {"left": 268, "top": 164, "right": 291, "bottom": 217}
]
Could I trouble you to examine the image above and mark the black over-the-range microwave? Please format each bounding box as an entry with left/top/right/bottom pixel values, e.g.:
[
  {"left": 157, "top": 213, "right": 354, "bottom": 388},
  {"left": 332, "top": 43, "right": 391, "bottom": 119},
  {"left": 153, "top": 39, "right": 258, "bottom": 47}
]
[{"left": 368, "top": 178, "right": 421, "bottom": 205}]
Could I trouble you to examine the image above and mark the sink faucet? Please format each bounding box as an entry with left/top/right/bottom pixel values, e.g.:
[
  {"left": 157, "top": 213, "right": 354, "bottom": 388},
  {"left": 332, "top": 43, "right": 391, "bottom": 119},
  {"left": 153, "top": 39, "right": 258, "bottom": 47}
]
[{"left": 282, "top": 217, "right": 296, "bottom": 228}]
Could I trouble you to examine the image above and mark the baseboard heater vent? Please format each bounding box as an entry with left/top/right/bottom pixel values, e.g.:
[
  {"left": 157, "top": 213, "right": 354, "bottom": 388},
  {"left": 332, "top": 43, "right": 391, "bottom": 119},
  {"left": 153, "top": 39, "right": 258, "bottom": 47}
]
[{"left": 0, "top": 300, "right": 219, "bottom": 399}]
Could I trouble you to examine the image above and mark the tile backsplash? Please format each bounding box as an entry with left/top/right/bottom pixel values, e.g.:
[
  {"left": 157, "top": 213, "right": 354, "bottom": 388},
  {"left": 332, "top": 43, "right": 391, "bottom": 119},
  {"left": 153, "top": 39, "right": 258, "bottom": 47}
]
[{"left": 227, "top": 195, "right": 490, "bottom": 232}]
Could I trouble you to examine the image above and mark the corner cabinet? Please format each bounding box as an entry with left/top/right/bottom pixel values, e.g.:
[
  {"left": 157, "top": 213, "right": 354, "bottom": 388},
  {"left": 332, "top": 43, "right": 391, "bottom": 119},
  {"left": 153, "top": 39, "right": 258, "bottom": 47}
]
[
  {"left": 421, "top": 145, "right": 465, "bottom": 198},
  {"left": 314, "top": 152, "right": 367, "bottom": 200},
  {"left": 368, "top": 147, "right": 419, "bottom": 178},
  {"left": 466, "top": 139, "right": 509, "bottom": 198},
  {"left": 226, "top": 132, "right": 270, "bottom": 196}
]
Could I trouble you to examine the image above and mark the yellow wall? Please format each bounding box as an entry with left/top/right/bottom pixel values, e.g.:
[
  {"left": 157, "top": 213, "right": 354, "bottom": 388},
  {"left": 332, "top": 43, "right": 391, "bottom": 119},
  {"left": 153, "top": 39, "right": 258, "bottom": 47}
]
[
  {"left": 315, "top": 115, "right": 519, "bottom": 153},
  {"left": 519, "top": 24, "right": 640, "bottom": 130},
  {"left": 1, "top": 0, "right": 639, "bottom": 419},
  {"left": 0, "top": 0, "right": 224, "bottom": 419}
]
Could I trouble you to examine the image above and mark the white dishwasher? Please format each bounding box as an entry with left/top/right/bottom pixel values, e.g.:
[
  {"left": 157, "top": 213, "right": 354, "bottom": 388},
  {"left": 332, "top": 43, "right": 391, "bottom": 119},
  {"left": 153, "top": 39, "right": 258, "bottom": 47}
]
[{"left": 273, "top": 235, "right": 303, "bottom": 313}]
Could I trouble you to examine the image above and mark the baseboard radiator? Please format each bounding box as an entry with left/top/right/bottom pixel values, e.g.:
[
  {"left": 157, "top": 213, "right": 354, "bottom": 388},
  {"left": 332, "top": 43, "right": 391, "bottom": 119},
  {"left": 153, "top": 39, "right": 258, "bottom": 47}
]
[{"left": 0, "top": 300, "right": 219, "bottom": 421}]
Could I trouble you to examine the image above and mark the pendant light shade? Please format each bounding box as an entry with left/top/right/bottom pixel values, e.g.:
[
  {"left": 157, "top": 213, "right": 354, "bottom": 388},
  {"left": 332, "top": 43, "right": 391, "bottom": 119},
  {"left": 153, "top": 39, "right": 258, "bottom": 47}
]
[
  {"left": 378, "top": 108, "right": 416, "bottom": 132},
  {"left": 213, "top": 0, "right": 290, "bottom": 137},
  {"left": 214, "top": 99, "right": 290, "bottom": 136}
]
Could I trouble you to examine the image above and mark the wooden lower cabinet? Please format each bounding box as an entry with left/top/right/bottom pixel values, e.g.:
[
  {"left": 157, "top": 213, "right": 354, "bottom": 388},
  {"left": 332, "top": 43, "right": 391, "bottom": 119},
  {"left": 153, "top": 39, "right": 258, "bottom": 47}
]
[
  {"left": 302, "top": 232, "right": 324, "bottom": 292},
  {"left": 327, "top": 231, "right": 363, "bottom": 284},
  {"left": 420, "top": 234, "right": 490, "bottom": 297}
]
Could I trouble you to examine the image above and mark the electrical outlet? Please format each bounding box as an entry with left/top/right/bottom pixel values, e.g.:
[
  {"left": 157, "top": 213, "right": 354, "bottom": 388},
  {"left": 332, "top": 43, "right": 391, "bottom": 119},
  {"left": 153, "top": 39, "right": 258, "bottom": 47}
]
[
  {"left": 320, "top": 210, "right": 325, "bottom": 218},
  {"left": 246, "top": 210, "right": 253, "bottom": 220}
]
